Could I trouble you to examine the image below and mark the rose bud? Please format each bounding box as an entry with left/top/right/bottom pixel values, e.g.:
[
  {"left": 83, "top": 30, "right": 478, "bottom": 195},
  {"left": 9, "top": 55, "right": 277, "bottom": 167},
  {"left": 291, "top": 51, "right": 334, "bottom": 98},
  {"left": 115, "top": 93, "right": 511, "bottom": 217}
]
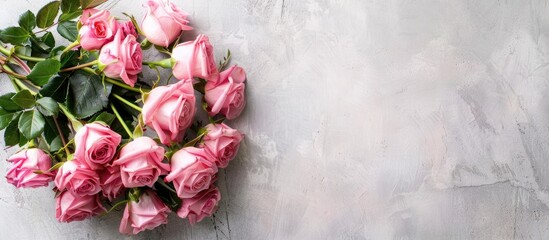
[
  {"left": 119, "top": 21, "right": 138, "bottom": 38},
  {"left": 112, "top": 137, "right": 170, "bottom": 188},
  {"left": 54, "top": 161, "right": 101, "bottom": 196},
  {"left": 74, "top": 123, "right": 121, "bottom": 170},
  {"left": 98, "top": 30, "right": 143, "bottom": 87},
  {"left": 141, "top": 0, "right": 192, "bottom": 47},
  {"left": 56, "top": 190, "right": 105, "bottom": 223},
  {"left": 5, "top": 148, "right": 54, "bottom": 188},
  {"left": 99, "top": 165, "right": 124, "bottom": 201},
  {"left": 172, "top": 34, "right": 217, "bottom": 80},
  {"left": 79, "top": 10, "right": 119, "bottom": 51},
  {"left": 204, "top": 65, "right": 246, "bottom": 119},
  {"left": 177, "top": 185, "right": 221, "bottom": 224},
  {"left": 80, "top": 8, "right": 100, "bottom": 24},
  {"left": 142, "top": 79, "right": 196, "bottom": 145},
  {"left": 165, "top": 147, "right": 218, "bottom": 199},
  {"left": 119, "top": 190, "right": 170, "bottom": 235},
  {"left": 200, "top": 123, "right": 244, "bottom": 168}
]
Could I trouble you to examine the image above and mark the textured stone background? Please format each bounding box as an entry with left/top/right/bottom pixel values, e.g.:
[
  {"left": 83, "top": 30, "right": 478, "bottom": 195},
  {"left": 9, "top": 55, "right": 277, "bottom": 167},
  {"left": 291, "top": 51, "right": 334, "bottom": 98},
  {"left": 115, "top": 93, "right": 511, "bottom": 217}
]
[{"left": 1, "top": 0, "right": 549, "bottom": 239}]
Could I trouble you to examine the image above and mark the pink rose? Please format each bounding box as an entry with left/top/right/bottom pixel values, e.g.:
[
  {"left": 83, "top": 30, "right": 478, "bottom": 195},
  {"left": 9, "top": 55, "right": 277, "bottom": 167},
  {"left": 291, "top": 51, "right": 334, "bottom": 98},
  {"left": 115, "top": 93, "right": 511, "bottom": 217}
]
[
  {"left": 165, "top": 147, "right": 218, "bottom": 199},
  {"left": 200, "top": 123, "right": 244, "bottom": 168},
  {"left": 79, "top": 10, "right": 119, "bottom": 51},
  {"left": 112, "top": 137, "right": 170, "bottom": 188},
  {"left": 119, "top": 190, "right": 170, "bottom": 235},
  {"left": 54, "top": 161, "right": 101, "bottom": 196},
  {"left": 204, "top": 65, "right": 246, "bottom": 119},
  {"left": 141, "top": 0, "right": 192, "bottom": 47},
  {"left": 80, "top": 8, "right": 100, "bottom": 24},
  {"left": 98, "top": 30, "right": 143, "bottom": 87},
  {"left": 74, "top": 123, "right": 121, "bottom": 170},
  {"left": 142, "top": 80, "right": 196, "bottom": 145},
  {"left": 177, "top": 185, "right": 221, "bottom": 224},
  {"left": 56, "top": 190, "right": 105, "bottom": 223},
  {"left": 172, "top": 34, "right": 218, "bottom": 80},
  {"left": 5, "top": 148, "right": 53, "bottom": 188},
  {"left": 119, "top": 21, "right": 138, "bottom": 38},
  {"left": 99, "top": 165, "right": 124, "bottom": 201}
]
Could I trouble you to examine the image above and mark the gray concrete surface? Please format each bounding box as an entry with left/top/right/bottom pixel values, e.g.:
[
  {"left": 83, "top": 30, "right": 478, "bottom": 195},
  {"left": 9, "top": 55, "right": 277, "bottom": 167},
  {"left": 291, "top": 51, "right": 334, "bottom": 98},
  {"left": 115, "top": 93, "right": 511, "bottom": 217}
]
[{"left": 1, "top": 0, "right": 549, "bottom": 239}]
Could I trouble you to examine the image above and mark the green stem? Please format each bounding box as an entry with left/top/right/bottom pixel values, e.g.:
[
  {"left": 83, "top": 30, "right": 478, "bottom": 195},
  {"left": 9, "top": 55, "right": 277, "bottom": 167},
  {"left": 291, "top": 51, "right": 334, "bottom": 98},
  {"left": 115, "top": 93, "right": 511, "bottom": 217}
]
[
  {"left": 100, "top": 200, "right": 129, "bottom": 216},
  {"left": 143, "top": 58, "right": 172, "bottom": 68},
  {"left": 60, "top": 60, "right": 98, "bottom": 72},
  {"left": 1, "top": 65, "right": 27, "bottom": 79},
  {"left": 105, "top": 77, "right": 150, "bottom": 93},
  {"left": 82, "top": 67, "right": 150, "bottom": 93},
  {"left": 0, "top": 45, "right": 45, "bottom": 62},
  {"left": 110, "top": 103, "right": 133, "bottom": 139},
  {"left": 58, "top": 104, "right": 83, "bottom": 131},
  {"left": 53, "top": 116, "right": 69, "bottom": 156},
  {"left": 62, "top": 40, "right": 80, "bottom": 53},
  {"left": 183, "top": 130, "right": 208, "bottom": 147},
  {"left": 8, "top": 76, "right": 21, "bottom": 92},
  {"left": 2, "top": 65, "right": 37, "bottom": 94},
  {"left": 112, "top": 93, "right": 142, "bottom": 112}
]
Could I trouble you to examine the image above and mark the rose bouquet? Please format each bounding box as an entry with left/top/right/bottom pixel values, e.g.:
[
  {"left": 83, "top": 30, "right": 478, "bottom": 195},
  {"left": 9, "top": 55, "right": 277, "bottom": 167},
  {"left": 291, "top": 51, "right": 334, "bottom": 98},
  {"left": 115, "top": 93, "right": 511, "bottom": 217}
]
[{"left": 0, "top": 0, "right": 246, "bottom": 235}]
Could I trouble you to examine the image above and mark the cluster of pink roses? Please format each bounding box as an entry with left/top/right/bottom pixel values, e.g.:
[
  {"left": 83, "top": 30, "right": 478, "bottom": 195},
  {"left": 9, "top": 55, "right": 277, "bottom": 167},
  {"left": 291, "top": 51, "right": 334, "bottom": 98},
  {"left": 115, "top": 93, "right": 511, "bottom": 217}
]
[{"left": 4, "top": 0, "right": 247, "bottom": 235}]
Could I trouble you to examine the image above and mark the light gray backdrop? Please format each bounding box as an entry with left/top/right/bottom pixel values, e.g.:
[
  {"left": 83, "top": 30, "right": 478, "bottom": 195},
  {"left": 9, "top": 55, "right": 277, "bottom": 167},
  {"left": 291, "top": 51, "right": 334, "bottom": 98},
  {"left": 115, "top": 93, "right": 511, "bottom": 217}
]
[{"left": 1, "top": 0, "right": 549, "bottom": 239}]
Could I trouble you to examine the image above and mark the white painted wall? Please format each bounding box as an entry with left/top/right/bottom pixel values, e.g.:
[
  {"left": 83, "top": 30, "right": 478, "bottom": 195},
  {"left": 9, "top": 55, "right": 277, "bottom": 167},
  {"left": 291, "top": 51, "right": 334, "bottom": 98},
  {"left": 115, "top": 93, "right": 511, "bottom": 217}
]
[{"left": 1, "top": 0, "right": 549, "bottom": 239}]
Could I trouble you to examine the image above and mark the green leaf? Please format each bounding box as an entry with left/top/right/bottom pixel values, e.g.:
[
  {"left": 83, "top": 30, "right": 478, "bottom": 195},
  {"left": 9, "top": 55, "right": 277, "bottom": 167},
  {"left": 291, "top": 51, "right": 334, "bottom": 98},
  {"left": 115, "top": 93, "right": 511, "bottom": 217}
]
[
  {"left": 11, "top": 90, "right": 35, "bottom": 109},
  {"left": 4, "top": 115, "right": 20, "bottom": 146},
  {"left": 59, "top": 50, "right": 79, "bottom": 68},
  {"left": 18, "top": 10, "right": 36, "bottom": 32},
  {"left": 57, "top": 21, "right": 78, "bottom": 42},
  {"left": 39, "top": 74, "right": 70, "bottom": 102},
  {"left": 133, "top": 114, "right": 144, "bottom": 139},
  {"left": 36, "top": 1, "right": 60, "bottom": 29},
  {"left": 0, "top": 108, "right": 15, "bottom": 130},
  {"left": 27, "top": 59, "right": 61, "bottom": 86},
  {"left": 30, "top": 36, "right": 51, "bottom": 53},
  {"left": 0, "top": 27, "right": 30, "bottom": 45},
  {"left": 67, "top": 72, "right": 113, "bottom": 119},
  {"left": 61, "top": 0, "right": 80, "bottom": 13},
  {"left": 93, "top": 111, "right": 115, "bottom": 125},
  {"left": 44, "top": 116, "right": 68, "bottom": 143},
  {"left": 80, "top": 0, "right": 107, "bottom": 9},
  {"left": 44, "top": 116, "right": 68, "bottom": 152},
  {"left": 42, "top": 32, "right": 55, "bottom": 48},
  {"left": 18, "top": 108, "right": 46, "bottom": 139},
  {"left": 36, "top": 97, "right": 59, "bottom": 117},
  {"left": 59, "top": 10, "right": 82, "bottom": 22},
  {"left": 18, "top": 131, "right": 28, "bottom": 147},
  {"left": 49, "top": 136, "right": 63, "bottom": 152},
  {"left": 0, "top": 93, "right": 23, "bottom": 112}
]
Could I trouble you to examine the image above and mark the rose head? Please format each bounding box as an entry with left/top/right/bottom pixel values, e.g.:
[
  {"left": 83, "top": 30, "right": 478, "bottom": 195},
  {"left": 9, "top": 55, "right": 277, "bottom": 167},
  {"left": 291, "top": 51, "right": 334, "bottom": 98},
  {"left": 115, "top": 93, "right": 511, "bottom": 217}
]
[
  {"left": 74, "top": 123, "right": 121, "bottom": 170},
  {"left": 98, "top": 30, "right": 143, "bottom": 87},
  {"left": 165, "top": 147, "right": 218, "bottom": 199},
  {"left": 119, "top": 21, "right": 138, "bottom": 39},
  {"left": 172, "top": 34, "right": 218, "bottom": 81},
  {"left": 80, "top": 8, "right": 100, "bottom": 24},
  {"left": 204, "top": 65, "right": 247, "bottom": 119},
  {"left": 112, "top": 137, "right": 170, "bottom": 188},
  {"left": 56, "top": 190, "right": 105, "bottom": 223},
  {"left": 119, "top": 190, "right": 170, "bottom": 235},
  {"left": 6, "top": 148, "right": 53, "bottom": 188},
  {"left": 200, "top": 123, "right": 244, "bottom": 168},
  {"left": 54, "top": 161, "right": 101, "bottom": 196},
  {"left": 141, "top": 0, "right": 192, "bottom": 47},
  {"left": 99, "top": 165, "right": 125, "bottom": 201},
  {"left": 142, "top": 80, "right": 196, "bottom": 145},
  {"left": 79, "top": 10, "right": 119, "bottom": 51},
  {"left": 177, "top": 185, "right": 221, "bottom": 224}
]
